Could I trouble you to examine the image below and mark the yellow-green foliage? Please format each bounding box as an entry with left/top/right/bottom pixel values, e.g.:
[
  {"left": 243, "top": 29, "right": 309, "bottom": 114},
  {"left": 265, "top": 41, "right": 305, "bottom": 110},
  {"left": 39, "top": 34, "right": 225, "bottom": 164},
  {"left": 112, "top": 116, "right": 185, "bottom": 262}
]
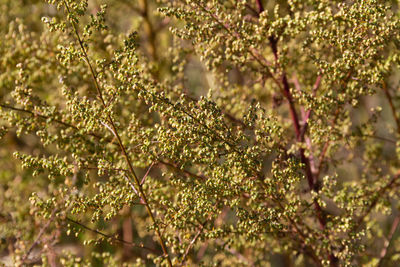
[{"left": 1, "top": 0, "right": 400, "bottom": 266}]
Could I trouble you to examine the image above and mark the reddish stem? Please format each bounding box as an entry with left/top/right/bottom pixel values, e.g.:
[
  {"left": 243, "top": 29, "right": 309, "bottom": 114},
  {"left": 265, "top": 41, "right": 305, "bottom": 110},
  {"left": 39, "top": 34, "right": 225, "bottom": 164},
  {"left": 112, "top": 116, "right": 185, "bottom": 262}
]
[
  {"left": 269, "top": 35, "right": 337, "bottom": 266},
  {"left": 256, "top": 0, "right": 264, "bottom": 14}
]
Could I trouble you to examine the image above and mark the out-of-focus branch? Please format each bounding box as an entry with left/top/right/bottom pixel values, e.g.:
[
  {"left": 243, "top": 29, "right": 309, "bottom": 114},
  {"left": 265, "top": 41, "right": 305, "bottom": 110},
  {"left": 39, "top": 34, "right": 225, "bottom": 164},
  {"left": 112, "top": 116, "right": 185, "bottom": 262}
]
[
  {"left": 139, "top": 0, "right": 158, "bottom": 61},
  {"left": 378, "top": 213, "right": 400, "bottom": 267},
  {"left": 255, "top": 0, "right": 264, "bottom": 14},
  {"left": 382, "top": 82, "right": 400, "bottom": 135}
]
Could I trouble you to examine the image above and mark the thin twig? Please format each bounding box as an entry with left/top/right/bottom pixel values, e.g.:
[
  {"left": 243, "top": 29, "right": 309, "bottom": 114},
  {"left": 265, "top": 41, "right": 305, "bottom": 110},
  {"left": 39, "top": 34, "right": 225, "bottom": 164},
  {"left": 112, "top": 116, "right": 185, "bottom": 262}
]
[
  {"left": 66, "top": 217, "right": 155, "bottom": 252},
  {"left": 192, "top": 1, "right": 275, "bottom": 72},
  {"left": 22, "top": 209, "right": 57, "bottom": 263},
  {"left": 180, "top": 220, "right": 207, "bottom": 265},
  {"left": 158, "top": 160, "right": 206, "bottom": 181},
  {"left": 123, "top": 173, "right": 141, "bottom": 199},
  {"left": 0, "top": 104, "right": 104, "bottom": 141},
  {"left": 358, "top": 134, "right": 396, "bottom": 144},
  {"left": 353, "top": 172, "right": 400, "bottom": 232},
  {"left": 271, "top": 196, "right": 323, "bottom": 266},
  {"left": 183, "top": 93, "right": 252, "bottom": 129},
  {"left": 61, "top": 2, "right": 172, "bottom": 265},
  {"left": 141, "top": 162, "right": 155, "bottom": 186}
]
